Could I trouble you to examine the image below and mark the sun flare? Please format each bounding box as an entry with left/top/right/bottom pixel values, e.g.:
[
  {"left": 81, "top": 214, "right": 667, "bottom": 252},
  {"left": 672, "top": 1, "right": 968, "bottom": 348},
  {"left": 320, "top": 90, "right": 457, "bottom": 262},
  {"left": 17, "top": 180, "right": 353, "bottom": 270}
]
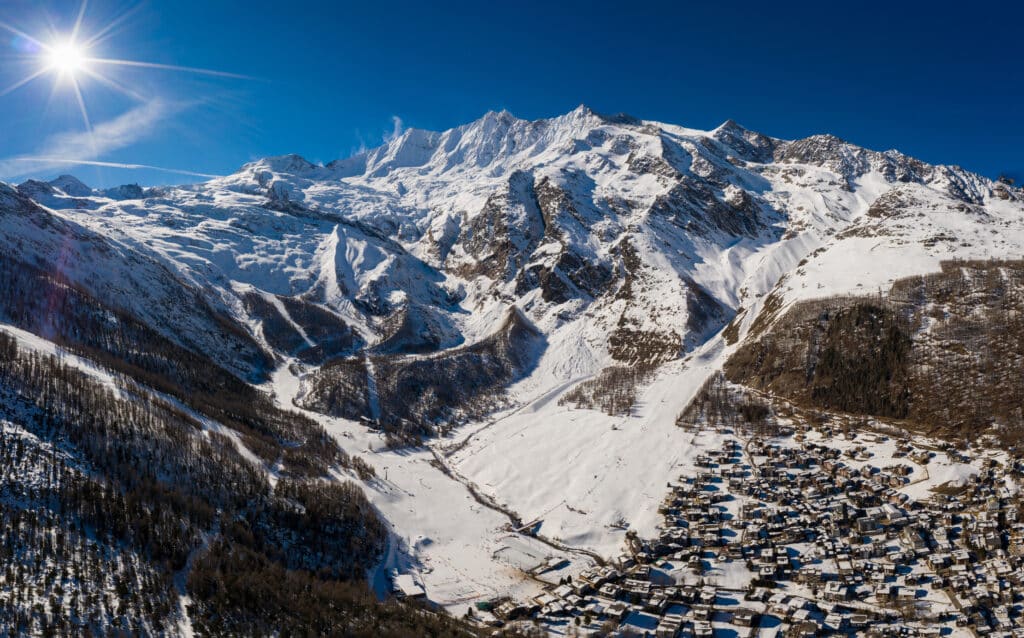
[
  {"left": 46, "top": 41, "right": 88, "bottom": 75},
  {"left": 0, "top": 2, "right": 249, "bottom": 136}
]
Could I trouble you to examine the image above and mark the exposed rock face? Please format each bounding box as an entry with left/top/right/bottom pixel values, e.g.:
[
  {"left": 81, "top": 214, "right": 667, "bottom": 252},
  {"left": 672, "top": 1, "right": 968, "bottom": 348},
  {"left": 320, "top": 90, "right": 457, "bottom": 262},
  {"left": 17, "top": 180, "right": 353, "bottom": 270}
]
[
  {"left": 711, "top": 120, "right": 779, "bottom": 164},
  {"left": 455, "top": 170, "right": 544, "bottom": 282},
  {"left": 297, "top": 308, "right": 545, "bottom": 434},
  {"left": 3, "top": 105, "right": 1022, "bottom": 433}
]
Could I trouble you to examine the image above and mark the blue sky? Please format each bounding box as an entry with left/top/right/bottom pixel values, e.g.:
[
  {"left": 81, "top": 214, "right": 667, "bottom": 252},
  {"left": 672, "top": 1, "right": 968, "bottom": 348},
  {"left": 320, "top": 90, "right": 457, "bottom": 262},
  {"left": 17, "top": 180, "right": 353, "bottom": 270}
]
[{"left": 1, "top": 0, "right": 1020, "bottom": 187}]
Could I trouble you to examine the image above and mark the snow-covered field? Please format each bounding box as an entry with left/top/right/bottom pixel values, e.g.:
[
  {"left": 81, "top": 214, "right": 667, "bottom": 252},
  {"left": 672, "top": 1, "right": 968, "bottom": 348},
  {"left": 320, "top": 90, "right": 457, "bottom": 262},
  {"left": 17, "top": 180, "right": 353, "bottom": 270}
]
[
  {"left": 265, "top": 331, "right": 735, "bottom": 611},
  {"left": 269, "top": 363, "right": 598, "bottom": 613},
  {"left": 447, "top": 337, "right": 728, "bottom": 556}
]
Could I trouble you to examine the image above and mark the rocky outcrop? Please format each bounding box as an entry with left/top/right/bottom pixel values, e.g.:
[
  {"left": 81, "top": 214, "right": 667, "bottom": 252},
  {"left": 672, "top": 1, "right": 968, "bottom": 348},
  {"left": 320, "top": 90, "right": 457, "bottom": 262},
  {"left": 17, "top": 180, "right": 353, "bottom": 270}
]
[{"left": 298, "top": 308, "right": 545, "bottom": 434}]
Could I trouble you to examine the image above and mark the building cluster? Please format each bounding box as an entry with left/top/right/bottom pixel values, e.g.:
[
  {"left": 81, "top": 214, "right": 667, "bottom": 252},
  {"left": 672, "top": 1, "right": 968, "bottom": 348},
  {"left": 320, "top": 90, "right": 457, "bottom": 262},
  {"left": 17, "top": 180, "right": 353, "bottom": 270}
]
[{"left": 489, "top": 422, "right": 1024, "bottom": 637}]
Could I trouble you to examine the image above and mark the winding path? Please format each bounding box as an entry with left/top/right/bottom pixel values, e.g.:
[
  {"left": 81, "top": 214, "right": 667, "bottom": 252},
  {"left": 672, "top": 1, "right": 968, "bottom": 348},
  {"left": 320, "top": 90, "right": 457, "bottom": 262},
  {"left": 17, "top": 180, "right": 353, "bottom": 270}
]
[{"left": 427, "top": 444, "right": 607, "bottom": 567}]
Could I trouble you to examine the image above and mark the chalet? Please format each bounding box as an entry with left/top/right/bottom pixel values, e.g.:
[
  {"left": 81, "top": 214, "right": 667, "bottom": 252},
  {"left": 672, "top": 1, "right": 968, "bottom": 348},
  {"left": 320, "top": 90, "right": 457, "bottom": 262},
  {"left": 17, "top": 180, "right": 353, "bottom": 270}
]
[
  {"left": 733, "top": 608, "right": 758, "bottom": 626},
  {"left": 392, "top": 573, "right": 426, "bottom": 600},
  {"left": 655, "top": 615, "right": 682, "bottom": 638},
  {"left": 824, "top": 581, "right": 849, "bottom": 602}
]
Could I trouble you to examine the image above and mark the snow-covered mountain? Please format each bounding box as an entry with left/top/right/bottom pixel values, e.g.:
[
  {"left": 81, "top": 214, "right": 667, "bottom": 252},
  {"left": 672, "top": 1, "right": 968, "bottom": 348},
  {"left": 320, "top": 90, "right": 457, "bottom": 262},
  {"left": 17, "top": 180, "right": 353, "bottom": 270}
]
[
  {"left": 7, "top": 106, "right": 1021, "bottom": 421},
  {"left": 2, "top": 105, "right": 1024, "bottom": 626}
]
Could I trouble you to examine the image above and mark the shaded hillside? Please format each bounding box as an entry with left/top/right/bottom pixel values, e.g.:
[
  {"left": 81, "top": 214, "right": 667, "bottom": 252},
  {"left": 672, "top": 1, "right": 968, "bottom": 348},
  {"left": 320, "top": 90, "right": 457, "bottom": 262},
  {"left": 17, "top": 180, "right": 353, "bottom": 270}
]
[
  {"left": 0, "top": 253, "right": 340, "bottom": 476},
  {"left": 726, "top": 260, "right": 1024, "bottom": 439},
  {"left": 241, "top": 290, "right": 365, "bottom": 364},
  {"left": 0, "top": 184, "right": 271, "bottom": 382},
  {"left": 298, "top": 308, "right": 546, "bottom": 438},
  {"left": 0, "top": 331, "right": 396, "bottom": 636}
]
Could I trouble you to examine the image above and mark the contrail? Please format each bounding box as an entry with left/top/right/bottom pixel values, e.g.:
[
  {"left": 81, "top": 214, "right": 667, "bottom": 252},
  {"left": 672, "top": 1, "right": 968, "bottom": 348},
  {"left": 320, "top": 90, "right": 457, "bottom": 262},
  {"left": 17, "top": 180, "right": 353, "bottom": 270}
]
[
  {"left": 6, "top": 157, "right": 222, "bottom": 179},
  {"left": 88, "top": 58, "right": 258, "bottom": 80}
]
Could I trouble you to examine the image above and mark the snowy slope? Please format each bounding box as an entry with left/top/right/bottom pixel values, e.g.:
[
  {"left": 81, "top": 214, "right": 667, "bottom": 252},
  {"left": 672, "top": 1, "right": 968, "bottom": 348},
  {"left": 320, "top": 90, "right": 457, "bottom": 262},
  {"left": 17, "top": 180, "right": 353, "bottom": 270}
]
[
  {"left": 4, "top": 105, "right": 1024, "bottom": 610},
  {"left": 0, "top": 183, "right": 269, "bottom": 379},
  {"left": 16, "top": 106, "right": 1019, "bottom": 386}
]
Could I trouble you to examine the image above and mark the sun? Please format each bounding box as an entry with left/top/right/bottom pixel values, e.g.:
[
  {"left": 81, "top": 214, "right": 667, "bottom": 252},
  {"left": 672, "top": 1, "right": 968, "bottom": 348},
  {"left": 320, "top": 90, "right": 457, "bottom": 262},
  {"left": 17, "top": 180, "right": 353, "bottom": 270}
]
[
  {"left": 46, "top": 41, "right": 88, "bottom": 76},
  {"left": 0, "top": 0, "right": 250, "bottom": 135}
]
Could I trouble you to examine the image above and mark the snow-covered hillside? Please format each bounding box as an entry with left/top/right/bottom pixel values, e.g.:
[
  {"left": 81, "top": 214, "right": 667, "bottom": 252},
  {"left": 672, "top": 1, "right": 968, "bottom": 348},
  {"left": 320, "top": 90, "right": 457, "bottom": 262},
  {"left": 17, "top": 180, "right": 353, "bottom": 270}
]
[
  {"left": 3, "top": 105, "right": 1024, "bottom": 614},
  {"left": 16, "top": 107, "right": 1021, "bottom": 393}
]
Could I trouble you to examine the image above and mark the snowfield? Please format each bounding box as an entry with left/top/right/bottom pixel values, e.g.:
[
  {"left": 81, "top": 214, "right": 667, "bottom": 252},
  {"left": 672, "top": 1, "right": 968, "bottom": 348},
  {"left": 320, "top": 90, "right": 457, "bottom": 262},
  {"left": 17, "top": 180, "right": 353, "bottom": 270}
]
[
  {"left": 448, "top": 337, "right": 731, "bottom": 556},
  {"left": 4, "top": 105, "right": 1024, "bottom": 614},
  {"left": 269, "top": 362, "right": 597, "bottom": 612}
]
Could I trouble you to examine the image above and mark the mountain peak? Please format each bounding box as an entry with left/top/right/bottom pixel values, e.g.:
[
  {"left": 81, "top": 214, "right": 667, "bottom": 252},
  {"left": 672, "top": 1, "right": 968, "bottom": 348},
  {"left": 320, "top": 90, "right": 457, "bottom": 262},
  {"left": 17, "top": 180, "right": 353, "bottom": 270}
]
[
  {"left": 480, "top": 108, "right": 516, "bottom": 122},
  {"left": 268, "top": 153, "right": 318, "bottom": 172},
  {"left": 715, "top": 118, "right": 747, "bottom": 134},
  {"left": 244, "top": 154, "right": 321, "bottom": 176},
  {"left": 569, "top": 103, "right": 595, "bottom": 116},
  {"left": 710, "top": 119, "right": 778, "bottom": 163},
  {"left": 101, "top": 183, "right": 146, "bottom": 200},
  {"left": 49, "top": 174, "right": 92, "bottom": 197},
  {"left": 465, "top": 109, "right": 522, "bottom": 136}
]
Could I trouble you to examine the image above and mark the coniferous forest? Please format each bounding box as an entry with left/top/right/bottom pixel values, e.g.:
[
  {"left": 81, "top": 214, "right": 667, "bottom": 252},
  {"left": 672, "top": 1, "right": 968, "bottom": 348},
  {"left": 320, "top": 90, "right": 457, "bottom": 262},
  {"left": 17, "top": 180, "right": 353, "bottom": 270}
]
[
  {"left": 0, "top": 253, "right": 481, "bottom": 636},
  {"left": 725, "top": 260, "right": 1024, "bottom": 441}
]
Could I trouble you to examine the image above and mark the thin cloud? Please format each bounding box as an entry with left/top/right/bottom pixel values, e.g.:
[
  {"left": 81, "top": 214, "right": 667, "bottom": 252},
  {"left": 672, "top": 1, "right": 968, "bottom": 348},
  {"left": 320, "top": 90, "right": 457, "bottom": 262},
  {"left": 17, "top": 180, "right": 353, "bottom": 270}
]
[
  {"left": 349, "top": 129, "right": 369, "bottom": 156},
  {"left": 0, "top": 99, "right": 184, "bottom": 179},
  {"left": 3, "top": 158, "right": 220, "bottom": 179},
  {"left": 384, "top": 115, "right": 404, "bottom": 142}
]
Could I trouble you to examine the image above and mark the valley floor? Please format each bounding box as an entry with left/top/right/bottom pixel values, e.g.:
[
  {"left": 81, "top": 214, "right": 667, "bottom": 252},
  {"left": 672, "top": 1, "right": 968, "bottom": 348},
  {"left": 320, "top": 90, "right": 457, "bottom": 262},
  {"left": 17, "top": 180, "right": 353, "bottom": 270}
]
[
  {"left": 269, "top": 363, "right": 595, "bottom": 615},
  {"left": 266, "top": 334, "right": 1020, "bottom": 637},
  {"left": 266, "top": 333, "right": 730, "bottom": 616}
]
